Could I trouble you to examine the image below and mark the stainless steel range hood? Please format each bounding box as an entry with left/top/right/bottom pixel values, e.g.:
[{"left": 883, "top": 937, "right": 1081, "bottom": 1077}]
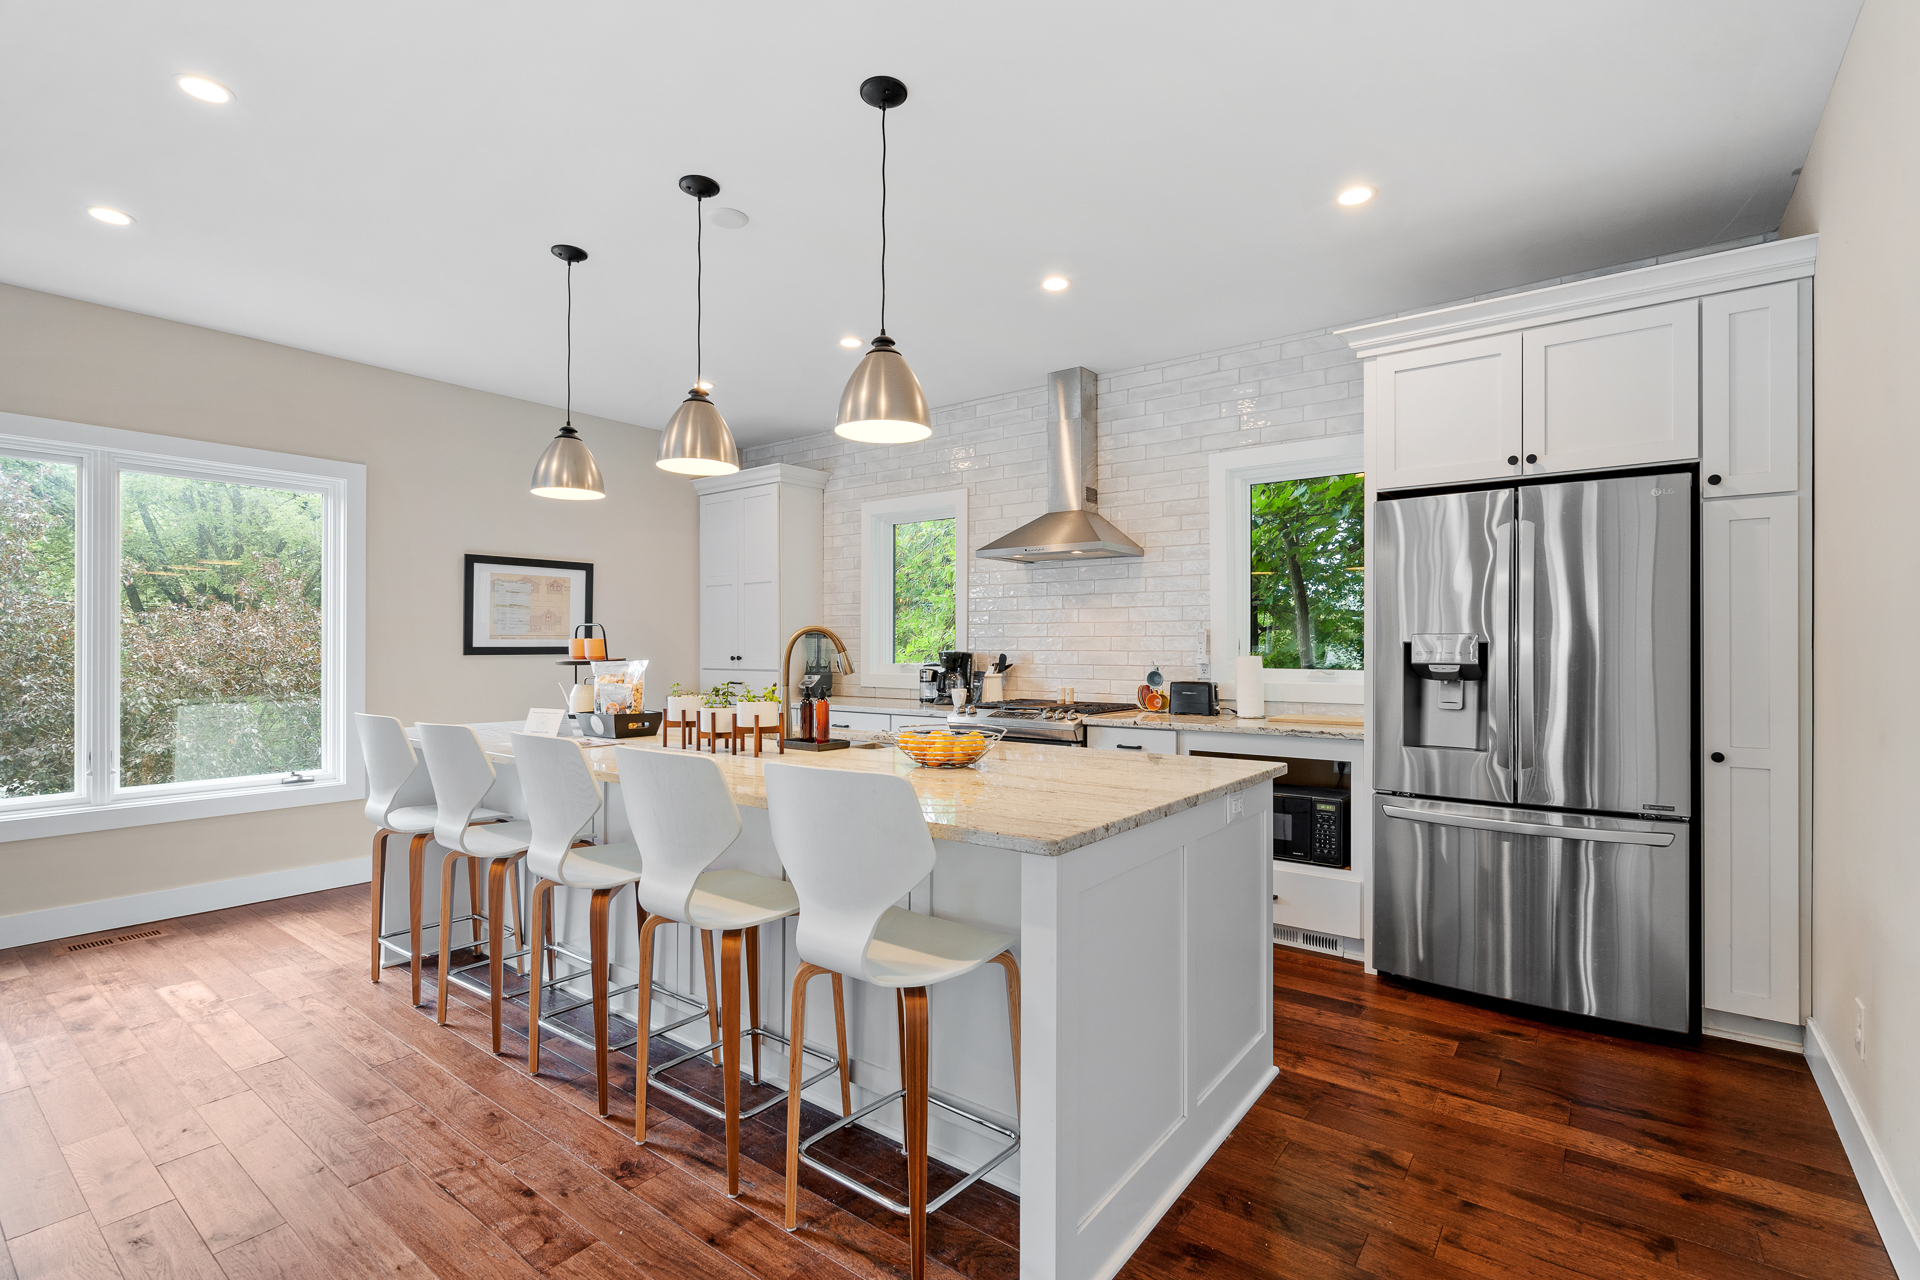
[{"left": 976, "top": 367, "right": 1144, "bottom": 563}]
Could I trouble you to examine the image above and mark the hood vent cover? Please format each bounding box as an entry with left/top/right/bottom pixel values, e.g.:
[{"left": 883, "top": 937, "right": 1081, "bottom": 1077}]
[{"left": 976, "top": 367, "right": 1144, "bottom": 563}]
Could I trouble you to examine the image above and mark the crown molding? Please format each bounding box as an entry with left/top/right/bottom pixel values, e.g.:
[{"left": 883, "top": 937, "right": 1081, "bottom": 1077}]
[
  {"left": 690, "top": 462, "right": 830, "bottom": 495},
  {"left": 1338, "top": 235, "right": 1819, "bottom": 358}
]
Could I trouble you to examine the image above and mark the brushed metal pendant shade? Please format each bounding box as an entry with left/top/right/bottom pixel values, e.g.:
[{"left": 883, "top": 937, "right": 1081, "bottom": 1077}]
[
  {"left": 835, "top": 76, "right": 932, "bottom": 445},
  {"left": 656, "top": 389, "right": 741, "bottom": 476},
  {"left": 530, "top": 425, "right": 605, "bottom": 499},
  {"left": 530, "top": 244, "right": 605, "bottom": 500},
  {"left": 656, "top": 174, "right": 742, "bottom": 477},
  {"left": 835, "top": 335, "right": 931, "bottom": 443}
]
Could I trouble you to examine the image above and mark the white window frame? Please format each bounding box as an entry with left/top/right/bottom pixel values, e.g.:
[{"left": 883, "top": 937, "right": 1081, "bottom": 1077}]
[
  {"left": 859, "top": 489, "right": 968, "bottom": 690},
  {"left": 0, "top": 410, "right": 366, "bottom": 842},
  {"left": 1208, "top": 435, "right": 1366, "bottom": 707}
]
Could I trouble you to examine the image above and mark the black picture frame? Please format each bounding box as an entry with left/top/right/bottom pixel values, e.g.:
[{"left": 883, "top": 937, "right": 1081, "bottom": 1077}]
[{"left": 462, "top": 554, "right": 595, "bottom": 656}]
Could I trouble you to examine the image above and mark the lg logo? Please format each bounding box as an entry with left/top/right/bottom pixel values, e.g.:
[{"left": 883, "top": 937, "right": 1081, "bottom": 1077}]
[{"left": 1650, "top": 486, "right": 1675, "bottom": 496}]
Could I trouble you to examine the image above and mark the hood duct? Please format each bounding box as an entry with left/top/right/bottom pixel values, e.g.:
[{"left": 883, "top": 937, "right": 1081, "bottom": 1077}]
[{"left": 975, "top": 367, "right": 1144, "bottom": 563}]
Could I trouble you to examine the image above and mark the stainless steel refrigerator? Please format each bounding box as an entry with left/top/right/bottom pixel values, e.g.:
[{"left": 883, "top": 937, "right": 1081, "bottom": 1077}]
[{"left": 1370, "top": 470, "right": 1694, "bottom": 1032}]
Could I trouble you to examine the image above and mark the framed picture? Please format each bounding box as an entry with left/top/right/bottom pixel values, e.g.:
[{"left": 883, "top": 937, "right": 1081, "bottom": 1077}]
[{"left": 463, "top": 554, "right": 593, "bottom": 656}]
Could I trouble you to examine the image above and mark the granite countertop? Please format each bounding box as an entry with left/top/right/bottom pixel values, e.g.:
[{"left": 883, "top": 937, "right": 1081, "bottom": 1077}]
[
  {"left": 1089, "top": 710, "right": 1366, "bottom": 740},
  {"left": 448, "top": 723, "right": 1284, "bottom": 857}
]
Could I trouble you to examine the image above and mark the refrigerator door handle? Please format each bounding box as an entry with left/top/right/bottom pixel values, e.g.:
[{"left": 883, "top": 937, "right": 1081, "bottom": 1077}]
[
  {"left": 1514, "top": 517, "right": 1538, "bottom": 776},
  {"left": 1380, "top": 804, "right": 1677, "bottom": 847},
  {"left": 1487, "top": 495, "right": 1514, "bottom": 795}
]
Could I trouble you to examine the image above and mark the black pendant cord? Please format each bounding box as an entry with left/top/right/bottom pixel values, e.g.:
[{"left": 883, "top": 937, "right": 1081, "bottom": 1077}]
[
  {"left": 564, "top": 259, "right": 573, "bottom": 428},
  {"left": 878, "top": 104, "right": 889, "bottom": 339},
  {"left": 696, "top": 193, "right": 705, "bottom": 388}
]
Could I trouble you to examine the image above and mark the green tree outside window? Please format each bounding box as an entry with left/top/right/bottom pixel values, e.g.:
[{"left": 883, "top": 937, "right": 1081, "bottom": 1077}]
[
  {"left": 893, "top": 517, "right": 955, "bottom": 664},
  {"left": 1249, "top": 472, "right": 1364, "bottom": 670}
]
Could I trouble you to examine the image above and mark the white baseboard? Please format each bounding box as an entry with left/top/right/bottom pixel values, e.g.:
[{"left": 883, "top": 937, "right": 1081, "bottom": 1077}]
[
  {"left": 1805, "top": 1018, "right": 1920, "bottom": 1279},
  {"left": 0, "top": 857, "right": 370, "bottom": 950},
  {"left": 1702, "top": 1008, "right": 1805, "bottom": 1054}
]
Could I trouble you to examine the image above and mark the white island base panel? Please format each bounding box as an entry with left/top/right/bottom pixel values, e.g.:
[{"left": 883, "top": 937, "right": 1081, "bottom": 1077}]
[{"left": 380, "top": 757, "right": 1275, "bottom": 1280}]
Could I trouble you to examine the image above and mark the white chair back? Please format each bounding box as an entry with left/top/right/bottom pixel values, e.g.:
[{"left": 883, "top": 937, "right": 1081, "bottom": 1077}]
[
  {"left": 513, "top": 732, "right": 605, "bottom": 884},
  {"left": 615, "top": 748, "right": 742, "bottom": 924},
  {"left": 763, "top": 762, "right": 935, "bottom": 983},
  {"left": 356, "top": 713, "right": 433, "bottom": 827},
  {"left": 416, "top": 723, "right": 500, "bottom": 853}
]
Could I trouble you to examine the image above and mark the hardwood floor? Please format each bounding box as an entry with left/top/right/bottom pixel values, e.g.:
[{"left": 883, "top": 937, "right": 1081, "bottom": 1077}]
[{"left": 0, "top": 887, "right": 1894, "bottom": 1280}]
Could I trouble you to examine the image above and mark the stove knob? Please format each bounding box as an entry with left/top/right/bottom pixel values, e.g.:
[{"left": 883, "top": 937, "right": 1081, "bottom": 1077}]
[{"left": 1066, "top": 713, "right": 1082, "bottom": 723}]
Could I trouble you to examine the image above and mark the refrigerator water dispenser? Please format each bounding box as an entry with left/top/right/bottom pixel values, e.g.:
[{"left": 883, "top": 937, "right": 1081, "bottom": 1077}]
[{"left": 1404, "top": 633, "right": 1485, "bottom": 750}]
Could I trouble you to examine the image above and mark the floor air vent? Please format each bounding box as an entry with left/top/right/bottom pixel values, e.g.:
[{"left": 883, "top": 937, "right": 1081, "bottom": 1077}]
[
  {"left": 66, "top": 928, "right": 165, "bottom": 953},
  {"left": 1275, "top": 927, "right": 1342, "bottom": 955}
]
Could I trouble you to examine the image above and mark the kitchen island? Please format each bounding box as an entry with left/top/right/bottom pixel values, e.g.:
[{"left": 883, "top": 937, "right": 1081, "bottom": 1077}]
[{"left": 398, "top": 725, "right": 1281, "bottom": 1280}]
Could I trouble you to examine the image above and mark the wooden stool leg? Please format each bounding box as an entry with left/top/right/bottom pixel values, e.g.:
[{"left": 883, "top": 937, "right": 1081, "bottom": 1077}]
[
  {"left": 370, "top": 828, "right": 392, "bottom": 983},
  {"left": 590, "top": 888, "right": 614, "bottom": 1116},
  {"left": 468, "top": 859, "right": 485, "bottom": 954},
  {"left": 830, "top": 973, "right": 851, "bottom": 1115},
  {"left": 436, "top": 851, "right": 464, "bottom": 1025},
  {"left": 511, "top": 862, "right": 527, "bottom": 977},
  {"left": 527, "top": 880, "right": 553, "bottom": 1075},
  {"left": 635, "top": 914, "right": 666, "bottom": 1144},
  {"left": 701, "top": 931, "right": 722, "bottom": 1065},
  {"left": 487, "top": 858, "right": 510, "bottom": 1054},
  {"left": 989, "top": 951, "right": 1021, "bottom": 1116},
  {"left": 720, "top": 929, "right": 744, "bottom": 1197},
  {"left": 784, "top": 962, "right": 826, "bottom": 1230},
  {"left": 745, "top": 925, "right": 762, "bottom": 1085},
  {"left": 902, "top": 986, "right": 931, "bottom": 1280},
  {"left": 408, "top": 833, "right": 431, "bottom": 1006}
]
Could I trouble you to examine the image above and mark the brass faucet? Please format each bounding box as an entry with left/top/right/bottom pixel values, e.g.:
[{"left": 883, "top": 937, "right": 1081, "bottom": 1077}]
[{"left": 779, "top": 626, "right": 856, "bottom": 734}]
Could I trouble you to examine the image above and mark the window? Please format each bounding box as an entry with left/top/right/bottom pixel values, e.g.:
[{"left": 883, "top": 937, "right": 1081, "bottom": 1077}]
[
  {"left": 861, "top": 490, "right": 968, "bottom": 687},
  {"left": 1249, "top": 473, "right": 1364, "bottom": 671},
  {"left": 0, "top": 411, "right": 365, "bottom": 841},
  {"left": 1209, "top": 436, "right": 1365, "bottom": 705}
]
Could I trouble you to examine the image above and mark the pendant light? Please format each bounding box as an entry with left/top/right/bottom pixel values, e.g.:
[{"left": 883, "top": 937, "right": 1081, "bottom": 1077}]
[
  {"left": 835, "top": 75, "right": 932, "bottom": 444},
  {"left": 656, "top": 175, "right": 742, "bottom": 477},
  {"left": 530, "top": 244, "right": 606, "bottom": 500}
]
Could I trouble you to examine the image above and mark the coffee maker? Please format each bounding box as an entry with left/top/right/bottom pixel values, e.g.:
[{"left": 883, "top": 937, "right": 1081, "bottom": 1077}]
[
  {"left": 918, "top": 666, "right": 944, "bottom": 703},
  {"left": 937, "top": 651, "right": 974, "bottom": 704}
]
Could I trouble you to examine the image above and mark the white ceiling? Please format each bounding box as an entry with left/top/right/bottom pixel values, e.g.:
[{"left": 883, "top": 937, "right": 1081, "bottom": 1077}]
[{"left": 1, "top": 1, "right": 1860, "bottom": 449}]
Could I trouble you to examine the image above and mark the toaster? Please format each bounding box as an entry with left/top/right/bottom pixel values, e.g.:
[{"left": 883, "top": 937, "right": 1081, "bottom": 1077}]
[{"left": 1168, "top": 680, "right": 1220, "bottom": 716}]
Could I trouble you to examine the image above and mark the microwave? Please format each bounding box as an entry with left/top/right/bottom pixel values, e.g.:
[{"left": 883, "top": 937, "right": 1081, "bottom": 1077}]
[{"left": 1273, "top": 784, "right": 1349, "bottom": 869}]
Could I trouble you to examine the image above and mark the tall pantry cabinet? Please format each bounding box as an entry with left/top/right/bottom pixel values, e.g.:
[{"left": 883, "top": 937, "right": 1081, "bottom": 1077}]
[
  {"left": 1343, "top": 237, "right": 1816, "bottom": 1039},
  {"left": 691, "top": 464, "right": 827, "bottom": 698}
]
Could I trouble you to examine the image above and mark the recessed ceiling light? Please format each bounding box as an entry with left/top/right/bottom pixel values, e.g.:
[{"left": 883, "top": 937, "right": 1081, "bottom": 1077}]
[
  {"left": 839, "top": 337, "right": 862, "bottom": 348},
  {"left": 176, "top": 74, "right": 232, "bottom": 104},
  {"left": 1337, "top": 185, "right": 1376, "bottom": 207},
  {"left": 709, "top": 207, "right": 749, "bottom": 229},
  {"left": 88, "top": 207, "right": 134, "bottom": 226},
  {"left": 1042, "top": 276, "right": 1071, "bottom": 291}
]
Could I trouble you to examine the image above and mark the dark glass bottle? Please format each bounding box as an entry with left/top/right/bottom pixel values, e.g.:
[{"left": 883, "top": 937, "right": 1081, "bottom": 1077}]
[{"left": 798, "top": 697, "right": 814, "bottom": 742}]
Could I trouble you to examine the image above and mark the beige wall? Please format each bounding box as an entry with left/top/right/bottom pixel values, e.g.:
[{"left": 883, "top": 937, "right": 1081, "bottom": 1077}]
[
  {"left": 0, "top": 282, "right": 698, "bottom": 917},
  {"left": 1778, "top": 0, "right": 1920, "bottom": 1235}
]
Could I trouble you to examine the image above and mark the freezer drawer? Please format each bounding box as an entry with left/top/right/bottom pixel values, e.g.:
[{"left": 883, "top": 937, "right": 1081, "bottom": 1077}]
[{"left": 1372, "top": 796, "right": 1692, "bottom": 1032}]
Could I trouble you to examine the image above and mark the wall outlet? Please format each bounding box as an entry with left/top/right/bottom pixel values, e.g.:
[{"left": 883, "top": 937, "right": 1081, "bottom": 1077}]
[
  {"left": 1228, "top": 791, "right": 1245, "bottom": 819},
  {"left": 1855, "top": 997, "right": 1866, "bottom": 1062},
  {"left": 1197, "top": 659, "right": 1211, "bottom": 678}
]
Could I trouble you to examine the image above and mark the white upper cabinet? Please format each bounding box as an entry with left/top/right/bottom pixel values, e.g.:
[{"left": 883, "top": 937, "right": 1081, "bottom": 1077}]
[
  {"left": 1702, "top": 281, "right": 1803, "bottom": 498},
  {"left": 693, "top": 464, "right": 827, "bottom": 691},
  {"left": 1700, "top": 495, "right": 1802, "bottom": 1023},
  {"left": 1521, "top": 300, "right": 1700, "bottom": 476},
  {"left": 1369, "top": 333, "right": 1523, "bottom": 490}
]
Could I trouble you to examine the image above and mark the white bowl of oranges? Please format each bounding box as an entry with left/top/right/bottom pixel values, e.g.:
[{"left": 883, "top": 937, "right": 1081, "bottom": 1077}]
[{"left": 893, "top": 725, "right": 1004, "bottom": 769}]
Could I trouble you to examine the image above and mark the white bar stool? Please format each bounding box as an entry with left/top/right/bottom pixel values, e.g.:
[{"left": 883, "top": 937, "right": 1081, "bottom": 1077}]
[
  {"left": 763, "top": 763, "right": 1020, "bottom": 1279},
  {"left": 616, "top": 748, "right": 850, "bottom": 1192},
  {"left": 357, "top": 714, "right": 507, "bottom": 1005},
  {"left": 514, "top": 732, "right": 653, "bottom": 1117},
  {"left": 417, "top": 724, "right": 534, "bottom": 1053}
]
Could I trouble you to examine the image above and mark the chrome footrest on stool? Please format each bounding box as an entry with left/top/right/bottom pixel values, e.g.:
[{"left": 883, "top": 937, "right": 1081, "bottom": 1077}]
[
  {"left": 797, "top": 1088, "right": 1019, "bottom": 1216},
  {"left": 646, "top": 1027, "right": 843, "bottom": 1123}
]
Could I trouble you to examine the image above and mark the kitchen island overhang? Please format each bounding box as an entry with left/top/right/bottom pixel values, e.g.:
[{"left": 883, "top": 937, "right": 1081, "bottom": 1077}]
[{"left": 401, "top": 727, "right": 1282, "bottom": 1280}]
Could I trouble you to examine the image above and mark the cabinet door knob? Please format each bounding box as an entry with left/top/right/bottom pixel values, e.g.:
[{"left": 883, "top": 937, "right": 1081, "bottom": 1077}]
[
  {"left": 1710, "top": 751, "right": 1726, "bottom": 763},
  {"left": 1707, "top": 474, "right": 1722, "bottom": 486},
  {"left": 1507, "top": 455, "right": 1520, "bottom": 466},
  {"left": 1526, "top": 453, "right": 1539, "bottom": 464}
]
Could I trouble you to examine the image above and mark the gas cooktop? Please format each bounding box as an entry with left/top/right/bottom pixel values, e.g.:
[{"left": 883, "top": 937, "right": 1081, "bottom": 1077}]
[{"left": 949, "top": 699, "right": 1136, "bottom": 743}]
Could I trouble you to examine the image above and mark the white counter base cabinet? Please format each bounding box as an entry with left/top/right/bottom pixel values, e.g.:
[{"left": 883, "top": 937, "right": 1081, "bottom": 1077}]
[{"left": 693, "top": 464, "right": 827, "bottom": 694}]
